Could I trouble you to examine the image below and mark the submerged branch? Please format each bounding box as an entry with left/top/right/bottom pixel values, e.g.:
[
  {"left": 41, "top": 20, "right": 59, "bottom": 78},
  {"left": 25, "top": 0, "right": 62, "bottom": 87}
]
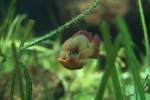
[{"left": 20, "top": 0, "right": 100, "bottom": 50}]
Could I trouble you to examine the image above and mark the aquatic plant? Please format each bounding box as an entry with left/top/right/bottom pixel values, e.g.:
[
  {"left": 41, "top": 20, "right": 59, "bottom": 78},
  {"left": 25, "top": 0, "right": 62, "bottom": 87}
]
[{"left": 0, "top": 0, "right": 150, "bottom": 100}]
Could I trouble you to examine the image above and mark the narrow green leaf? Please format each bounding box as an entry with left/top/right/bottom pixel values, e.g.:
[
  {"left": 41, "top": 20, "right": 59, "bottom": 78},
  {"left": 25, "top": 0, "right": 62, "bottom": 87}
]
[
  {"left": 11, "top": 43, "right": 25, "bottom": 100},
  {"left": 137, "top": 0, "right": 150, "bottom": 66},
  {"left": 20, "top": 19, "right": 34, "bottom": 47},
  {"left": 116, "top": 17, "right": 145, "bottom": 100},
  {"left": 21, "top": 63, "right": 32, "bottom": 100},
  {"left": 10, "top": 64, "right": 17, "bottom": 100},
  {"left": 95, "top": 21, "right": 124, "bottom": 100}
]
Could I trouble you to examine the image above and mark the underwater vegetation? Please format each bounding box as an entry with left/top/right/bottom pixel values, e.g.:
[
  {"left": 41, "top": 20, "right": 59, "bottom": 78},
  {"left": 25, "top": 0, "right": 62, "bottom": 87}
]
[{"left": 0, "top": 0, "right": 150, "bottom": 100}]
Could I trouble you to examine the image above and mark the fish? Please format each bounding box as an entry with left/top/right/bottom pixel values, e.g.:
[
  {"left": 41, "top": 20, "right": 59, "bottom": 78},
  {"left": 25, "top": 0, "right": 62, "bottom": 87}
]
[{"left": 58, "top": 31, "right": 100, "bottom": 70}]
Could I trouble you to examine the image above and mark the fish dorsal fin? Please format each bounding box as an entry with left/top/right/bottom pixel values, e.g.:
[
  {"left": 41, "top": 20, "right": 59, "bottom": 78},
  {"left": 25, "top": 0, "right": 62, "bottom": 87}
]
[{"left": 72, "top": 31, "right": 92, "bottom": 41}]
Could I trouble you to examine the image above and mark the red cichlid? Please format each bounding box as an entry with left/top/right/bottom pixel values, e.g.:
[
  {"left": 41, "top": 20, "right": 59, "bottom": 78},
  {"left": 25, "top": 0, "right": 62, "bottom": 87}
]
[{"left": 58, "top": 31, "right": 100, "bottom": 70}]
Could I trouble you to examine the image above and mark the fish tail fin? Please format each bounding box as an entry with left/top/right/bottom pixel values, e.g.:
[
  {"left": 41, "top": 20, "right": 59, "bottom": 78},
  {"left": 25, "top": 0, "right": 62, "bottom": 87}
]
[{"left": 90, "top": 34, "right": 100, "bottom": 58}]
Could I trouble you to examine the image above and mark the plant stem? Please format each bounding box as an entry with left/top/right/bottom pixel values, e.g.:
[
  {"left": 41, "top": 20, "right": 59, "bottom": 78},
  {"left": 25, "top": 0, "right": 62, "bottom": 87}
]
[
  {"left": 20, "top": 0, "right": 100, "bottom": 50},
  {"left": 12, "top": 43, "right": 25, "bottom": 100},
  {"left": 116, "top": 17, "right": 145, "bottom": 100},
  {"left": 137, "top": 0, "right": 150, "bottom": 66},
  {"left": 95, "top": 22, "right": 124, "bottom": 100},
  {"left": 21, "top": 63, "right": 32, "bottom": 100}
]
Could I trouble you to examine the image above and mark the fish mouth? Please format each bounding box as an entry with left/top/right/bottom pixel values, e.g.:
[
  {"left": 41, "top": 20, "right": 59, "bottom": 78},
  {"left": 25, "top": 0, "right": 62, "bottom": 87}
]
[
  {"left": 57, "top": 57, "right": 67, "bottom": 62},
  {"left": 58, "top": 57, "right": 83, "bottom": 70},
  {"left": 58, "top": 57, "right": 73, "bottom": 68}
]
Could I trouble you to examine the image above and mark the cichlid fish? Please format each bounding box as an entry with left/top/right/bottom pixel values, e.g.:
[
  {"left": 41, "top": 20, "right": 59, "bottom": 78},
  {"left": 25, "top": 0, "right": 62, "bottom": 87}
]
[{"left": 58, "top": 31, "right": 100, "bottom": 70}]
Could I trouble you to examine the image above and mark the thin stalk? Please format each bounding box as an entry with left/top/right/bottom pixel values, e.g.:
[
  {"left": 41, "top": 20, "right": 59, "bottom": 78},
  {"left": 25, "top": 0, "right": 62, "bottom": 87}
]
[
  {"left": 12, "top": 43, "right": 25, "bottom": 100},
  {"left": 111, "top": 66, "right": 125, "bottom": 100},
  {"left": 10, "top": 66, "right": 17, "bottom": 100},
  {"left": 20, "top": 0, "right": 100, "bottom": 50},
  {"left": 116, "top": 17, "right": 145, "bottom": 100},
  {"left": 137, "top": 0, "right": 150, "bottom": 66},
  {"left": 21, "top": 63, "right": 32, "bottom": 100},
  {"left": 95, "top": 64, "right": 111, "bottom": 100},
  {"left": 0, "top": 0, "right": 16, "bottom": 35},
  {"left": 95, "top": 22, "right": 124, "bottom": 100}
]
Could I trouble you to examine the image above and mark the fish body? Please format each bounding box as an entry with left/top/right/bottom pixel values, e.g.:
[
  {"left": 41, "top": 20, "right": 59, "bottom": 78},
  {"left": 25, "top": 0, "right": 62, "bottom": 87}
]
[{"left": 58, "top": 31, "right": 100, "bottom": 70}]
